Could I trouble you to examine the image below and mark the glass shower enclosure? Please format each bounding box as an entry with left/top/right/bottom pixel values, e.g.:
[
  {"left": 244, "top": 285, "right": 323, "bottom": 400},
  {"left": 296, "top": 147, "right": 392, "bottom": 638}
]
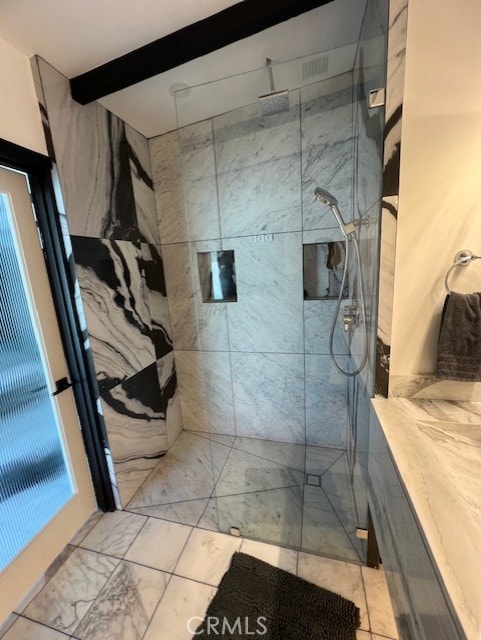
[{"left": 170, "top": 18, "right": 387, "bottom": 564}]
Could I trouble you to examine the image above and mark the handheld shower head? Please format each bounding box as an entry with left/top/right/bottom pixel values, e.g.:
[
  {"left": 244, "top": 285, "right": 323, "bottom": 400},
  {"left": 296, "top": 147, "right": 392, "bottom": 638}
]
[
  {"left": 314, "top": 187, "right": 338, "bottom": 207},
  {"left": 314, "top": 187, "right": 355, "bottom": 237}
]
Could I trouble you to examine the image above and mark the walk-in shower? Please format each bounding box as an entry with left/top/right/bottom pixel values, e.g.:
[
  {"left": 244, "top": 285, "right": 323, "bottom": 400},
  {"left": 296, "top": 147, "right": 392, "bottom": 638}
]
[{"left": 133, "top": 7, "right": 388, "bottom": 565}]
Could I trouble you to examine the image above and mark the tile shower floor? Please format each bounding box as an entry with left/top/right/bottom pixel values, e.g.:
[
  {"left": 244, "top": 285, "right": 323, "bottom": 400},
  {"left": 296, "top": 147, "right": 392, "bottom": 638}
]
[
  {"left": 126, "top": 431, "right": 364, "bottom": 563},
  {"left": 2, "top": 510, "right": 399, "bottom": 640}
]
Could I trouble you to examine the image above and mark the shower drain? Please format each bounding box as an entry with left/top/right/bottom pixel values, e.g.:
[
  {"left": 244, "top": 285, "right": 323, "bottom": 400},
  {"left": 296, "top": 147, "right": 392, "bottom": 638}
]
[{"left": 305, "top": 474, "right": 322, "bottom": 487}]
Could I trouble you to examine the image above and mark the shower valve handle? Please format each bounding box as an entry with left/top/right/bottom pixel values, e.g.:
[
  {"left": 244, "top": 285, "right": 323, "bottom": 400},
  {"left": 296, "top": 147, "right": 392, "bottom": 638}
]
[{"left": 343, "top": 305, "right": 359, "bottom": 332}]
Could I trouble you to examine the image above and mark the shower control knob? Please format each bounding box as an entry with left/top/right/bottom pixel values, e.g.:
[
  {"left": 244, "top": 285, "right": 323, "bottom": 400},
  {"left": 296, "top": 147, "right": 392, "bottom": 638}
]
[{"left": 343, "top": 305, "right": 359, "bottom": 332}]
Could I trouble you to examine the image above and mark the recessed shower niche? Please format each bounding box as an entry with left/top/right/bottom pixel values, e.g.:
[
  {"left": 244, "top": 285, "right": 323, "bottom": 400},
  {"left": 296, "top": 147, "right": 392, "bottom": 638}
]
[
  {"left": 303, "top": 241, "right": 348, "bottom": 299},
  {"left": 198, "top": 250, "right": 237, "bottom": 303}
]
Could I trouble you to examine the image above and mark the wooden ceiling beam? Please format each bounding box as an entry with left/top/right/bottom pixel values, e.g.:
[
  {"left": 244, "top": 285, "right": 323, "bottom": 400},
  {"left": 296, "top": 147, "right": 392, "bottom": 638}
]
[{"left": 70, "top": 0, "right": 333, "bottom": 104}]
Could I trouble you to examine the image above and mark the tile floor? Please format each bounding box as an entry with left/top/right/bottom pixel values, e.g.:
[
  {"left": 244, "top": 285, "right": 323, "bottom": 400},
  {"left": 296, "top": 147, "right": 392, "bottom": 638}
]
[
  {"left": 1, "top": 509, "right": 399, "bottom": 640},
  {"left": 125, "top": 431, "right": 364, "bottom": 563}
]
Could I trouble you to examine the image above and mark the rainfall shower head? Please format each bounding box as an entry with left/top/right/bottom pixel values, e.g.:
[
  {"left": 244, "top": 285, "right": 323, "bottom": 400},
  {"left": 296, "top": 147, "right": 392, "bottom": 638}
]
[{"left": 258, "top": 58, "right": 289, "bottom": 116}]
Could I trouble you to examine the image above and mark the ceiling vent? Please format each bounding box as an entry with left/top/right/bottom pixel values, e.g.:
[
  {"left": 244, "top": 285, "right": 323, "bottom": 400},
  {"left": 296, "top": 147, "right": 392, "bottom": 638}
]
[{"left": 301, "top": 54, "right": 329, "bottom": 81}]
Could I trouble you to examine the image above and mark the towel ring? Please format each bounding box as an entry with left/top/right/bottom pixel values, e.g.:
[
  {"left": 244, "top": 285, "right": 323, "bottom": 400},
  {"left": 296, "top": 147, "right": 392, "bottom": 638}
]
[{"left": 445, "top": 250, "right": 481, "bottom": 294}]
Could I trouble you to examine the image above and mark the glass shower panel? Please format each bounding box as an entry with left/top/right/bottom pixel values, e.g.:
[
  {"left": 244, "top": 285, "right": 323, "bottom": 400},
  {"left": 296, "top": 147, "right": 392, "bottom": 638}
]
[
  {"left": 0, "top": 193, "right": 73, "bottom": 571},
  {"left": 213, "top": 74, "right": 305, "bottom": 550},
  {"left": 174, "top": 41, "right": 359, "bottom": 128},
  {"left": 348, "top": 0, "right": 389, "bottom": 555},
  {"left": 172, "top": 38, "right": 386, "bottom": 563}
]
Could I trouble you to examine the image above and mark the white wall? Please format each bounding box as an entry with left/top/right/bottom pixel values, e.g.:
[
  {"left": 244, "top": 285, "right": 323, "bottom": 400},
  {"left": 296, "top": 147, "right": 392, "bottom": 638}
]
[
  {"left": 0, "top": 38, "right": 47, "bottom": 154},
  {"left": 390, "top": 0, "right": 481, "bottom": 395}
]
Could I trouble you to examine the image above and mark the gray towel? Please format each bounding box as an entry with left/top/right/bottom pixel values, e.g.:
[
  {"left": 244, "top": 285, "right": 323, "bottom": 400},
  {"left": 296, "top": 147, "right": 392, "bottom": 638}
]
[{"left": 436, "top": 291, "right": 481, "bottom": 381}]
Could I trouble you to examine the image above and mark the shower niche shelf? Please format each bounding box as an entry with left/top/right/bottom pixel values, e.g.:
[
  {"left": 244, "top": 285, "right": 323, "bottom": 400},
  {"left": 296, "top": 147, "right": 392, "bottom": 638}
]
[
  {"left": 198, "top": 250, "right": 237, "bottom": 303},
  {"left": 303, "top": 241, "right": 348, "bottom": 300}
]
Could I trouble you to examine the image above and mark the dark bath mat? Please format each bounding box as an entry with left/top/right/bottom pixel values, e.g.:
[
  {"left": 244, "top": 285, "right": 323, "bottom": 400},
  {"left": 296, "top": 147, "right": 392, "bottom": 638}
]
[{"left": 194, "top": 552, "right": 360, "bottom": 639}]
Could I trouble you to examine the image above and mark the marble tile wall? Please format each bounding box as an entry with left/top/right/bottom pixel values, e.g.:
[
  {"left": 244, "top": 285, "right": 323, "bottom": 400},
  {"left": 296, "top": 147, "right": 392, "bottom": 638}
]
[
  {"left": 70, "top": 237, "right": 155, "bottom": 392},
  {"left": 301, "top": 75, "right": 354, "bottom": 231},
  {"left": 175, "top": 350, "right": 235, "bottom": 436},
  {"left": 305, "top": 355, "right": 349, "bottom": 448},
  {"left": 32, "top": 57, "right": 181, "bottom": 506},
  {"left": 214, "top": 96, "right": 302, "bottom": 237},
  {"left": 231, "top": 352, "right": 305, "bottom": 444},
  {"left": 179, "top": 121, "right": 222, "bottom": 241},
  {"left": 151, "top": 73, "right": 357, "bottom": 447},
  {"left": 222, "top": 232, "right": 304, "bottom": 354}
]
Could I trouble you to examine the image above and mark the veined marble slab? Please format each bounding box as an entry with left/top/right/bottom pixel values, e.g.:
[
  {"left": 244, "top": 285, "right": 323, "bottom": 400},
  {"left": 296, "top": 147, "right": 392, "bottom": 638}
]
[
  {"left": 127, "top": 497, "right": 209, "bottom": 527},
  {"left": 178, "top": 120, "right": 221, "bottom": 241},
  {"left": 79, "top": 511, "right": 146, "bottom": 558},
  {"left": 156, "top": 352, "right": 182, "bottom": 448},
  {"left": 126, "top": 432, "right": 230, "bottom": 508},
  {"left": 232, "top": 437, "right": 305, "bottom": 473},
  {"left": 304, "top": 300, "right": 349, "bottom": 356},
  {"left": 372, "top": 397, "right": 481, "bottom": 640},
  {"left": 149, "top": 131, "right": 187, "bottom": 244},
  {"left": 161, "top": 242, "right": 199, "bottom": 350},
  {"left": 35, "top": 58, "right": 139, "bottom": 241},
  {"left": 389, "top": 374, "right": 481, "bottom": 402},
  {"left": 395, "top": 398, "right": 481, "bottom": 424},
  {"left": 214, "top": 95, "right": 302, "bottom": 238},
  {"left": 74, "top": 561, "right": 168, "bottom": 640},
  {"left": 125, "top": 124, "right": 160, "bottom": 244},
  {"left": 215, "top": 447, "right": 304, "bottom": 497},
  {"left": 301, "top": 77, "right": 353, "bottom": 232},
  {"left": 71, "top": 237, "right": 155, "bottom": 392},
  {"left": 231, "top": 352, "right": 305, "bottom": 444},
  {"left": 0, "top": 617, "right": 66, "bottom": 640},
  {"left": 23, "top": 548, "right": 119, "bottom": 634},
  {"left": 100, "top": 363, "right": 169, "bottom": 505},
  {"left": 223, "top": 232, "right": 304, "bottom": 354},
  {"left": 175, "top": 350, "right": 235, "bottom": 435},
  {"left": 305, "top": 354, "right": 349, "bottom": 448},
  {"left": 141, "top": 243, "right": 173, "bottom": 358}
]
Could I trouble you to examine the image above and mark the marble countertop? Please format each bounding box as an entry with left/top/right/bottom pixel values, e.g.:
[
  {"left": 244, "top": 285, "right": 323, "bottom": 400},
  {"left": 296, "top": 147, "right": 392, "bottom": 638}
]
[{"left": 371, "top": 397, "right": 481, "bottom": 640}]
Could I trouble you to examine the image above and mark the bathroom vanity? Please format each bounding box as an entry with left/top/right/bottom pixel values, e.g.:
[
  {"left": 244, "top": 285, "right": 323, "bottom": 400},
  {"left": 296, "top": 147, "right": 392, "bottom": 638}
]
[{"left": 368, "top": 398, "right": 481, "bottom": 640}]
